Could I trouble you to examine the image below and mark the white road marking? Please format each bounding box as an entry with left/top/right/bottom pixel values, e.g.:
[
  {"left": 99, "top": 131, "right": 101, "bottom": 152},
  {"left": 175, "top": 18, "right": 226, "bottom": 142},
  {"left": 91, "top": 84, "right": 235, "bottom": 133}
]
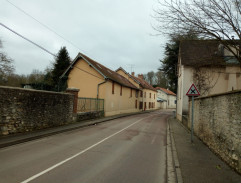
[
  {"left": 151, "top": 134, "right": 157, "bottom": 144},
  {"left": 21, "top": 115, "right": 155, "bottom": 183},
  {"left": 151, "top": 123, "right": 161, "bottom": 145}
]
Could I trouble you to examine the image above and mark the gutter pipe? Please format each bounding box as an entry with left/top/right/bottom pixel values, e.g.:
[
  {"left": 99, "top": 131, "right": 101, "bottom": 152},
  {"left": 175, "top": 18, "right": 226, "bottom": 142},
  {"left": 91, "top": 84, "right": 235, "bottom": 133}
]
[{"left": 97, "top": 79, "right": 107, "bottom": 99}]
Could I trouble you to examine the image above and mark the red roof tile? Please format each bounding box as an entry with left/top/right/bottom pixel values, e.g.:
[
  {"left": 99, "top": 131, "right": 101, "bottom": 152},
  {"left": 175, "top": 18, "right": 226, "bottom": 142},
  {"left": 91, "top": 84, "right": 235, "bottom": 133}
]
[
  {"left": 156, "top": 87, "right": 176, "bottom": 96},
  {"left": 133, "top": 76, "right": 157, "bottom": 91},
  {"left": 62, "top": 53, "right": 139, "bottom": 90},
  {"left": 115, "top": 67, "right": 156, "bottom": 92}
]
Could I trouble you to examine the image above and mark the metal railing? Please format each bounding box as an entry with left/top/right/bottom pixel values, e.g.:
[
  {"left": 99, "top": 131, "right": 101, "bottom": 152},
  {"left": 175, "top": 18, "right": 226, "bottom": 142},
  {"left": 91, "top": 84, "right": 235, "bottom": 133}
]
[{"left": 77, "top": 97, "right": 104, "bottom": 113}]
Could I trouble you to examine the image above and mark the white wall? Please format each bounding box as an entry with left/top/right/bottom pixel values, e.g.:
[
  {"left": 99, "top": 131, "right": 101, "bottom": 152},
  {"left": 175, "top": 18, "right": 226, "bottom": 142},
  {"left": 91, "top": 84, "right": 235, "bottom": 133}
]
[
  {"left": 167, "top": 95, "right": 176, "bottom": 109},
  {"left": 177, "top": 65, "right": 194, "bottom": 121}
]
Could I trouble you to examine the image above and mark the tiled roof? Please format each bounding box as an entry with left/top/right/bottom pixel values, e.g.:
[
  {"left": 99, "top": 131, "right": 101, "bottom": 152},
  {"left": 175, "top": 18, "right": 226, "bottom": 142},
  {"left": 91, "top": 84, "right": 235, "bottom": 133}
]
[
  {"left": 179, "top": 40, "right": 226, "bottom": 66},
  {"left": 115, "top": 67, "right": 156, "bottom": 92},
  {"left": 62, "top": 53, "right": 139, "bottom": 90},
  {"left": 156, "top": 87, "right": 176, "bottom": 96},
  {"left": 115, "top": 67, "right": 141, "bottom": 84},
  {"left": 133, "top": 76, "right": 157, "bottom": 92}
]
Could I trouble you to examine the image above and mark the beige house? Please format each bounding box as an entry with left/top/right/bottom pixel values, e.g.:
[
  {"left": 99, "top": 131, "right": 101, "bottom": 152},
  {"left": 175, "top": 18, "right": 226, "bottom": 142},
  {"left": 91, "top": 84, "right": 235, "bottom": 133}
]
[
  {"left": 62, "top": 53, "right": 156, "bottom": 116},
  {"left": 116, "top": 67, "right": 157, "bottom": 111},
  {"left": 177, "top": 40, "right": 241, "bottom": 121},
  {"left": 156, "top": 87, "right": 176, "bottom": 109}
]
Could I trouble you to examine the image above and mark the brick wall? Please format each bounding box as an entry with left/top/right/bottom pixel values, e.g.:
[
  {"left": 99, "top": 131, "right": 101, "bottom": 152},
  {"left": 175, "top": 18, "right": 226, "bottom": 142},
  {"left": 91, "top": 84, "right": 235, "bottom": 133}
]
[
  {"left": 188, "top": 90, "right": 241, "bottom": 173},
  {"left": 0, "top": 86, "right": 74, "bottom": 135}
]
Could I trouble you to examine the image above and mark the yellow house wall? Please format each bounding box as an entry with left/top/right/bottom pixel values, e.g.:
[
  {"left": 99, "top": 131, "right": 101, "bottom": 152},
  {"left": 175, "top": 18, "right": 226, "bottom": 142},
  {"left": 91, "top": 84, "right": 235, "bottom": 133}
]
[
  {"left": 139, "top": 89, "right": 157, "bottom": 110},
  {"left": 116, "top": 70, "right": 140, "bottom": 88},
  {"left": 116, "top": 70, "right": 128, "bottom": 79},
  {"left": 67, "top": 59, "right": 105, "bottom": 98},
  {"left": 116, "top": 70, "right": 157, "bottom": 111},
  {"left": 68, "top": 60, "right": 157, "bottom": 116},
  {"left": 103, "top": 81, "right": 140, "bottom": 116}
]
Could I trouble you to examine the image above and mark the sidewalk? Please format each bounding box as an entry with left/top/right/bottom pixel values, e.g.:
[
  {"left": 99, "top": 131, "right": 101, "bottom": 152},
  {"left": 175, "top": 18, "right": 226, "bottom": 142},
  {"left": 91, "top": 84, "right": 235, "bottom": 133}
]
[
  {"left": 0, "top": 111, "right": 151, "bottom": 148},
  {"left": 168, "top": 117, "right": 241, "bottom": 183}
]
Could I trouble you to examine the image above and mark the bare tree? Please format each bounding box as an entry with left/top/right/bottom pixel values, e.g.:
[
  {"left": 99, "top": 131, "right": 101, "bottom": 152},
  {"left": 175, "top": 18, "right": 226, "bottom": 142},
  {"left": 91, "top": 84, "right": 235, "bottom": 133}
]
[
  {"left": 146, "top": 71, "right": 155, "bottom": 85},
  {"left": 0, "top": 39, "right": 15, "bottom": 84},
  {"left": 27, "top": 69, "right": 45, "bottom": 83},
  {"left": 155, "top": 71, "right": 168, "bottom": 87},
  {"left": 193, "top": 67, "right": 221, "bottom": 96},
  {"left": 154, "top": 0, "right": 241, "bottom": 62},
  {"left": 4, "top": 74, "right": 28, "bottom": 87}
]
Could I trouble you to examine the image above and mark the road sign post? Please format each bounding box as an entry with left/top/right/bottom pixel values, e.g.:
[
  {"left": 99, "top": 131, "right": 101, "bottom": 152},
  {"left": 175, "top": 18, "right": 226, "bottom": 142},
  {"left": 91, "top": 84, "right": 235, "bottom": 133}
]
[
  {"left": 186, "top": 84, "right": 200, "bottom": 143},
  {"left": 191, "top": 96, "right": 194, "bottom": 142}
]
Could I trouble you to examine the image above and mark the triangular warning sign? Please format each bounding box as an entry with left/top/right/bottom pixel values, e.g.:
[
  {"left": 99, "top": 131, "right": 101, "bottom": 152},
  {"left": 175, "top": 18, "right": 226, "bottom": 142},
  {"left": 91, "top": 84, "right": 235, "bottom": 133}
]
[{"left": 186, "top": 84, "right": 200, "bottom": 96}]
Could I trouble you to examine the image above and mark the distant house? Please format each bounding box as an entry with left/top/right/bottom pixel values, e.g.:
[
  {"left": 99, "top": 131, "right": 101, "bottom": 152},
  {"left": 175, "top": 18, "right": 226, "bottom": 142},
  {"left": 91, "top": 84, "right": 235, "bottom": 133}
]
[
  {"left": 62, "top": 53, "right": 157, "bottom": 116},
  {"left": 155, "top": 87, "right": 176, "bottom": 109},
  {"left": 177, "top": 40, "right": 241, "bottom": 121},
  {"left": 116, "top": 67, "right": 157, "bottom": 111}
]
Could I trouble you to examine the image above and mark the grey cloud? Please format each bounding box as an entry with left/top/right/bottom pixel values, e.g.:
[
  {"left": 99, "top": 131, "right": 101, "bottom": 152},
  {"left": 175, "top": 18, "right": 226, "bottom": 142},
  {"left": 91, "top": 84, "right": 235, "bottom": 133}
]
[{"left": 0, "top": 0, "right": 166, "bottom": 75}]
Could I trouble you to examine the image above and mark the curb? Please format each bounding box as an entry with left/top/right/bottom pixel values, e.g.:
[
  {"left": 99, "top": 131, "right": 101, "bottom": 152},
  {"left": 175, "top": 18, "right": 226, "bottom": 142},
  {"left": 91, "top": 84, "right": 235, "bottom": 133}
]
[
  {"left": 167, "top": 117, "right": 183, "bottom": 183},
  {"left": 0, "top": 111, "right": 151, "bottom": 148},
  {"left": 167, "top": 121, "right": 176, "bottom": 182}
]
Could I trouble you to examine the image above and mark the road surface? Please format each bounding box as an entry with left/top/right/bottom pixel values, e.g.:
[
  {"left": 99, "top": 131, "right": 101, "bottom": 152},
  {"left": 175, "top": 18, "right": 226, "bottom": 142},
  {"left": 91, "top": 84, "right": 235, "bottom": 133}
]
[{"left": 0, "top": 110, "right": 171, "bottom": 183}]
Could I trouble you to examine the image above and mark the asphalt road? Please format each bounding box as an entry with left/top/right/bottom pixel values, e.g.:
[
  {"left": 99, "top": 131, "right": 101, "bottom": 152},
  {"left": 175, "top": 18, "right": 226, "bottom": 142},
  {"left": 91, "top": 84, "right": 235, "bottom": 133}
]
[{"left": 0, "top": 110, "right": 171, "bottom": 183}]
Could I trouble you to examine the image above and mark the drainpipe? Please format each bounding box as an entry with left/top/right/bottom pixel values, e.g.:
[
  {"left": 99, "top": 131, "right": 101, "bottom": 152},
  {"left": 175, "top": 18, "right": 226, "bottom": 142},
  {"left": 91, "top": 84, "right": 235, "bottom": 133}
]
[
  {"left": 97, "top": 79, "right": 107, "bottom": 99},
  {"left": 97, "top": 79, "right": 107, "bottom": 114},
  {"left": 142, "top": 89, "right": 144, "bottom": 111}
]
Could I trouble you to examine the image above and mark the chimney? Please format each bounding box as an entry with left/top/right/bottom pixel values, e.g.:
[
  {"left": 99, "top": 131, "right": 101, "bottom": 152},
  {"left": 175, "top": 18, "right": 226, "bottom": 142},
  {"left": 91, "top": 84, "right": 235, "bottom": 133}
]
[
  {"left": 131, "top": 72, "right": 135, "bottom": 76},
  {"left": 138, "top": 74, "right": 143, "bottom": 80}
]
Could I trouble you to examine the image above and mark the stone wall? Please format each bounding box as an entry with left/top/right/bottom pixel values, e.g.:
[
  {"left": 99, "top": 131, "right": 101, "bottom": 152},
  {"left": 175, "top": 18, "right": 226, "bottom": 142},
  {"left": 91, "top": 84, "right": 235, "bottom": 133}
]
[
  {"left": 188, "top": 90, "right": 241, "bottom": 173},
  {"left": 77, "top": 111, "right": 104, "bottom": 121},
  {"left": 0, "top": 86, "right": 74, "bottom": 135}
]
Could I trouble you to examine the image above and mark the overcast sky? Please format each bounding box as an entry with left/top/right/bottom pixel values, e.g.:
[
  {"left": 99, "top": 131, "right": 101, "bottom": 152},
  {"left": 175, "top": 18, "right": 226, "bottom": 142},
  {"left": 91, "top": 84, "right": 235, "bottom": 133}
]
[{"left": 0, "top": 0, "right": 167, "bottom": 76}]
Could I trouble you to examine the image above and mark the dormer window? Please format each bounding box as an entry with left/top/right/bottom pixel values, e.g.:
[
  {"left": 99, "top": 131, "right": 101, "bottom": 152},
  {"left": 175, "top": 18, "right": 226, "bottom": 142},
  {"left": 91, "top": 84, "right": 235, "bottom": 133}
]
[{"left": 218, "top": 44, "right": 239, "bottom": 64}]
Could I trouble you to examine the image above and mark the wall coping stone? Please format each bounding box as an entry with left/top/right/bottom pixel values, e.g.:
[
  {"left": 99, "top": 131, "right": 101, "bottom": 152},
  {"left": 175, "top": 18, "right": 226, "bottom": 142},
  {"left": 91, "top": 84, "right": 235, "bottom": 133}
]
[
  {"left": 0, "top": 86, "right": 72, "bottom": 96},
  {"left": 66, "top": 88, "right": 80, "bottom": 92},
  {"left": 194, "top": 89, "right": 241, "bottom": 100}
]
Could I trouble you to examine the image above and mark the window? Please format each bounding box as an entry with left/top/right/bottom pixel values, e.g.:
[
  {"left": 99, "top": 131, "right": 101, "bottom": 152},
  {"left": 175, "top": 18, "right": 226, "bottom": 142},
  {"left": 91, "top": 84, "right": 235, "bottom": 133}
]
[
  {"left": 120, "top": 85, "right": 122, "bottom": 96},
  {"left": 149, "top": 102, "right": 151, "bottom": 109},
  {"left": 135, "top": 90, "right": 138, "bottom": 98},
  {"left": 130, "top": 88, "right": 132, "bottom": 97},
  {"left": 144, "top": 92, "right": 146, "bottom": 98},
  {"left": 135, "top": 100, "right": 137, "bottom": 109},
  {"left": 112, "top": 81, "right": 114, "bottom": 94},
  {"left": 139, "top": 102, "right": 143, "bottom": 109},
  {"left": 154, "top": 94, "right": 155, "bottom": 99},
  {"left": 153, "top": 102, "right": 155, "bottom": 108},
  {"left": 150, "top": 93, "right": 151, "bottom": 98},
  {"left": 140, "top": 91, "right": 143, "bottom": 97}
]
